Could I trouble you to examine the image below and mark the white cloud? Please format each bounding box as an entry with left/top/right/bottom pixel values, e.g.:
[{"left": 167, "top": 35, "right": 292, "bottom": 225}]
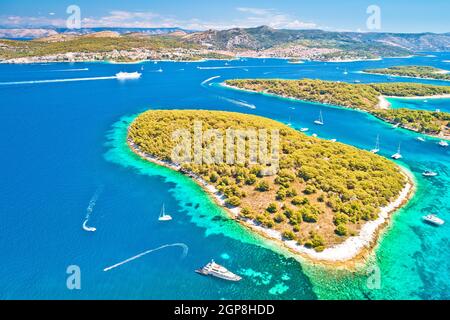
[
  {"left": 0, "top": 15, "right": 66, "bottom": 27},
  {"left": 235, "top": 7, "right": 317, "bottom": 29},
  {"left": 0, "top": 8, "right": 319, "bottom": 30}
]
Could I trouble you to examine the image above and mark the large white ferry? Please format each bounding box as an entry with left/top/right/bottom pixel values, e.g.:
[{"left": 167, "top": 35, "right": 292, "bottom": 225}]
[{"left": 115, "top": 72, "right": 142, "bottom": 80}]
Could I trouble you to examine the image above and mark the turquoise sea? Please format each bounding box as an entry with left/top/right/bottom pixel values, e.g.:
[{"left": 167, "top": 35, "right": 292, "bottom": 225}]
[{"left": 0, "top": 53, "right": 449, "bottom": 299}]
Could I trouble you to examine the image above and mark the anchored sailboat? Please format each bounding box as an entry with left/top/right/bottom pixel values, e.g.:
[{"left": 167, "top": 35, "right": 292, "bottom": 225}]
[
  {"left": 158, "top": 203, "right": 173, "bottom": 221},
  {"left": 391, "top": 143, "right": 403, "bottom": 160},
  {"left": 314, "top": 111, "right": 324, "bottom": 125},
  {"left": 371, "top": 135, "right": 380, "bottom": 154}
]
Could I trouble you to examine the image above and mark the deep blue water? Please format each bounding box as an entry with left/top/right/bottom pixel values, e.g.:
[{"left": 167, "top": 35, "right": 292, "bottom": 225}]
[{"left": 0, "top": 53, "right": 449, "bottom": 299}]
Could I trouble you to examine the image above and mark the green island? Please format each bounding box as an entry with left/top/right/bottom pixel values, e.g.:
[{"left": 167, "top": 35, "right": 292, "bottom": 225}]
[
  {"left": 224, "top": 79, "right": 450, "bottom": 137},
  {"left": 128, "top": 110, "right": 409, "bottom": 255},
  {"left": 363, "top": 65, "right": 450, "bottom": 81}
]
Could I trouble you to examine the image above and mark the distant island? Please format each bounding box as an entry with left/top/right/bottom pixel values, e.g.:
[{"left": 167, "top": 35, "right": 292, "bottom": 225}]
[
  {"left": 224, "top": 79, "right": 450, "bottom": 138},
  {"left": 364, "top": 65, "right": 450, "bottom": 81},
  {"left": 127, "top": 110, "right": 413, "bottom": 264},
  {"left": 3, "top": 26, "right": 450, "bottom": 63}
]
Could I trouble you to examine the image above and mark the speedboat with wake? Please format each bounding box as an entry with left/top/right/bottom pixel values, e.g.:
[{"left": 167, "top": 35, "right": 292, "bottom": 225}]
[
  {"left": 82, "top": 220, "right": 96, "bottom": 232},
  {"left": 195, "top": 260, "right": 241, "bottom": 281}
]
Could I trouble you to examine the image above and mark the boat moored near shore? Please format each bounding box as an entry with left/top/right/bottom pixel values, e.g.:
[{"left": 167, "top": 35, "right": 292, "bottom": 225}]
[
  {"left": 195, "top": 260, "right": 241, "bottom": 281},
  {"left": 423, "top": 214, "right": 445, "bottom": 226}
]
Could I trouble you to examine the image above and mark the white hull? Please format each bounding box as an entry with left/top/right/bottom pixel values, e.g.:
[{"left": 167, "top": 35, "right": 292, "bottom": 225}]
[{"left": 116, "top": 72, "right": 142, "bottom": 80}]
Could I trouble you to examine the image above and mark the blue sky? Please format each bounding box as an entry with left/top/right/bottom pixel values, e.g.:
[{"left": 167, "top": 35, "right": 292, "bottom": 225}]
[{"left": 0, "top": 0, "right": 448, "bottom": 33}]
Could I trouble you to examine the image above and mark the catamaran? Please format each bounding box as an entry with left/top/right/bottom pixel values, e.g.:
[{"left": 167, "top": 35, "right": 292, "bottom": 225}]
[
  {"left": 422, "top": 214, "right": 445, "bottom": 226},
  {"left": 314, "top": 111, "right": 324, "bottom": 125},
  {"left": 371, "top": 135, "right": 380, "bottom": 154},
  {"left": 195, "top": 260, "right": 242, "bottom": 281},
  {"left": 158, "top": 203, "right": 173, "bottom": 221},
  {"left": 438, "top": 140, "right": 449, "bottom": 147},
  {"left": 422, "top": 170, "right": 438, "bottom": 177},
  {"left": 391, "top": 143, "right": 402, "bottom": 160}
]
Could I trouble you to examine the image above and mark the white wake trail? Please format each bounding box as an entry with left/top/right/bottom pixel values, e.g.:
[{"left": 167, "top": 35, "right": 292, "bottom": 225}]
[
  {"left": 103, "top": 243, "right": 189, "bottom": 272},
  {"left": 220, "top": 97, "right": 256, "bottom": 109},
  {"left": 0, "top": 76, "right": 117, "bottom": 86},
  {"left": 50, "top": 68, "right": 89, "bottom": 72},
  {"left": 201, "top": 75, "right": 221, "bottom": 85},
  {"left": 82, "top": 186, "right": 103, "bottom": 232}
]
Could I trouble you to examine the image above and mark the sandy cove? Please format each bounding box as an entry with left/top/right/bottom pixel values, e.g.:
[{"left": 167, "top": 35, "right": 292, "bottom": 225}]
[{"left": 127, "top": 138, "right": 415, "bottom": 268}]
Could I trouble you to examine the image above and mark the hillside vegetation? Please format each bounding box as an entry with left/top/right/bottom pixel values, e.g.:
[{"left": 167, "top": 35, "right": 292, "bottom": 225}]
[
  {"left": 0, "top": 35, "right": 197, "bottom": 59},
  {"left": 364, "top": 65, "right": 450, "bottom": 81},
  {"left": 128, "top": 110, "right": 407, "bottom": 251}
]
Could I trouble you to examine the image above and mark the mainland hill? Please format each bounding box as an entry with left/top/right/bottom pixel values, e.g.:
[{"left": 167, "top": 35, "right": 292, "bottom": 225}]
[{"left": 2, "top": 25, "right": 450, "bottom": 63}]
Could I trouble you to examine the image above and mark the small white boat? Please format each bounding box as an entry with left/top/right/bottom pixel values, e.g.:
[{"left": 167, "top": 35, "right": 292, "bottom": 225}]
[
  {"left": 416, "top": 137, "right": 426, "bottom": 142},
  {"left": 314, "top": 111, "right": 324, "bottom": 125},
  {"left": 354, "top": 80, "right": 361, "bottom": 83},
  {"left": 370, "top": 135, "right": 380, "bottom": 154},
  {"left": 422, "top": 171, "right": 438, "bottom": 177},
  {"left": 393, "top": 123, "right": 400, "bottom": 128},
  {"left": 300, "top": 128, "right": 309, "bottom": 132},
  {"left": 391, "top": 143, "right": 402, "bottom": 160},
  {"left": 116, "top": 72, "right": 142, "bottom": 80},
  {"left": 158, "top": 203, "right": 173, "bottom": 221},
  {"left": 287, "top": 116, "right": 292, "bottom": 126},
  {"left": 82, "top": 220, "right": 96, "bottom": 232},
  {"left": 343, "top": 69, "right": 348, "bottom": 75},
  {"left": 438, "top": 140, "right": 449, "bottom": 147},
  {"left": 422, "top": 214, "right": 445, "bottom": 226},
  {"left": 312, "top": 133, "right": 318, "bottom": 138},
  {"left": 330, "top": 138, "right": 337, "bottom": 142}
]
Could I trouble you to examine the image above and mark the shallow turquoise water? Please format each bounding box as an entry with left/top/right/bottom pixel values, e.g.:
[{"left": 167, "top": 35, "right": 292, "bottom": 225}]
[
  {"left": 0, "top": 53, "right": 449, "bottom": 299},
  {"left": 388, "top": 97, "right": 450, "bottom": 113}
]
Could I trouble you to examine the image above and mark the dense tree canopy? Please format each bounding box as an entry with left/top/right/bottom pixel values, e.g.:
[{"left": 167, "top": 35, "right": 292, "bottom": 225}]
[
  {"left": 364, "top": 66, "right": 450, "bottom": 81},
  {"left": 128, "top": 110, "right": 407, "bottom": 250},
  {"left": 226, "top": 79, "right": 450, "bottom": 137}
]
